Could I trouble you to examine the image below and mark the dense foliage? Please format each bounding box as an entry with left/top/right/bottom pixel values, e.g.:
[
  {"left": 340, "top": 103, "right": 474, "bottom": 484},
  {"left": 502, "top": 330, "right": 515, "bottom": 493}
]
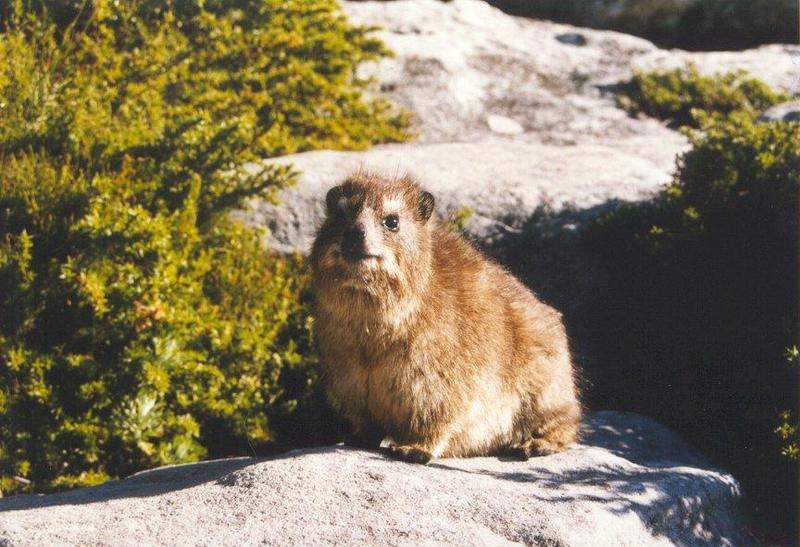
[
  {"left": 0, "top": 0, "right": 409, "bottom": 494},
  {"left": 618, "top": 64, "right": 789, "bottom": 129},
  {"left": 586, "top": 71, "right": 798, "bottom": 537},
  {"left": 666, "top": 0, "right": 798, "bottom": 51},
  {"left": 482, "top": 0, "right": 798, "bottom": 51}
]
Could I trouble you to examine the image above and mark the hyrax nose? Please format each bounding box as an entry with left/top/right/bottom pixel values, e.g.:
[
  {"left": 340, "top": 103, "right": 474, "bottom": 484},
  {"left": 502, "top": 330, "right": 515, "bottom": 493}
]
[{"left": 342, "top": 223, "right": 366, "bottom": 255}]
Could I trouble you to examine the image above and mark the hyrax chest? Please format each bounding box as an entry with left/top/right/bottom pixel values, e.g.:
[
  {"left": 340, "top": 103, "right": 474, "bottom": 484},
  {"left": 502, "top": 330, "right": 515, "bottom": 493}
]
[{"left": 331, "top": 332, "right": 448, "bottom": 437}]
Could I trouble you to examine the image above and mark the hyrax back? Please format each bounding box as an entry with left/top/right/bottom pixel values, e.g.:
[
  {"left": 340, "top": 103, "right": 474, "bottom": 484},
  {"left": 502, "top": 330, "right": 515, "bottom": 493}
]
[{"left": 311, "top": 172, "right": 581, "bottom": 463}]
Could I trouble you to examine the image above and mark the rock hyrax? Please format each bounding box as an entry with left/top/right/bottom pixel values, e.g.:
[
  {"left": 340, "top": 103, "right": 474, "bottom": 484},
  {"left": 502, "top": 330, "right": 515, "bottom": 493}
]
[{"left": 311, "top": 172, "right": 581, "bottom": 463}]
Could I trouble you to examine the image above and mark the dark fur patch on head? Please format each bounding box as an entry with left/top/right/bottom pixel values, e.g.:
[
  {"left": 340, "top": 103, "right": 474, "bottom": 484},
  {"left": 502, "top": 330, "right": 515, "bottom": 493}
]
[
  {"left": 418, "top": 191, "right": 435, "bottom": 222},
  {"left": 326, "top": 185, "right": 343, "bottom": 214}
]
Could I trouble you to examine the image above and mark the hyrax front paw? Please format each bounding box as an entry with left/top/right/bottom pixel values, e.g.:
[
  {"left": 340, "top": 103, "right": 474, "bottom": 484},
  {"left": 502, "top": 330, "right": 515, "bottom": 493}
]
[{"left": 382, "top": 444, "right": 432, "bottom": 464}]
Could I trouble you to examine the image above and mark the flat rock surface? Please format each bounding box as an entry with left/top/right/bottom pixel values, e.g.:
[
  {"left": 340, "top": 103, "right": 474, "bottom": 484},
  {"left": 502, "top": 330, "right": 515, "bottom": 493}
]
[
  {"left": 0, "top": 412, "right": 746, "bottom": 546},
  {"left": 241, "top": 138, "right": 679, "bottom": 252}
]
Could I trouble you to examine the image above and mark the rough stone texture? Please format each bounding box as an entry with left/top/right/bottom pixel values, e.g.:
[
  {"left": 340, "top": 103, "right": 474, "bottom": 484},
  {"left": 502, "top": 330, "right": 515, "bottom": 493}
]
[
  {"left": 239, "top": 138, "right": 679, "bottom": 253},
  {"left": 0, "top": 412, "right": 747, "bottom": 546},
  {"left": 239, "top": 0, "right": 800, "bottom": 254},
  {"left": 345, "top": 0, "right": 797, "bottom": 145}
]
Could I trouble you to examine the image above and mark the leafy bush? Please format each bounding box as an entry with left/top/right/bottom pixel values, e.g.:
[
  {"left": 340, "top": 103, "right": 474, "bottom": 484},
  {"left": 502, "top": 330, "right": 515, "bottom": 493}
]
[
  {"left": 672, "top": 0, "right": 798, "bottom": 51},
  {"left": 0, "top": 0, "right": 409, "bottom": 494},
  {"left": 446, "top": 205, "right": 475, "bottom": 233},
  {"left": 584, "top": 82, "right": 798, "bottom": 535},
  {"left": 618, "top": 64, "right": 789, "bottom": 128}
]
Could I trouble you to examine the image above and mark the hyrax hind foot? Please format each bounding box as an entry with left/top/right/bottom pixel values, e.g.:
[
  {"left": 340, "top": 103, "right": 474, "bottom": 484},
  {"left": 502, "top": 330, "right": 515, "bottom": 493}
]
[
  {"left": 382, "top": 444, "right": 433, "bottom": 464},
  {"left": 507, "top": 438, "right": 565, "bottom": 460},
  {"left": 508, "top": 405, "right": 582, "bottom": 460}
]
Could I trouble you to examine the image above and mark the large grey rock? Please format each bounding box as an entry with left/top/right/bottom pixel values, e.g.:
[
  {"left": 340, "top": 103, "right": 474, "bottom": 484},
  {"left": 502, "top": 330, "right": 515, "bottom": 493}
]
[
  {"left": 0, "top": 412, "right": 747, "bottom": 546},
  {"left": 346, "top": 0, "right": 678, "bottom": 146},
  {"left": 239, "top": 138, "right": 680, "bottom": 253},
  {"left": 239, "top": 0, "right": 800, "bottom": 254},
  {"left": 344, "top": 0, "right": 799, "bottom": 146},
  {"left": 758, "top": 100, "right": 800, "bottom": 123}
]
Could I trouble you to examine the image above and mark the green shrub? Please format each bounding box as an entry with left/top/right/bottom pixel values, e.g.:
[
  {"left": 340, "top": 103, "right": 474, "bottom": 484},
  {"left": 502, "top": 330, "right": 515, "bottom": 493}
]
[
  {"left": 0, "top": 0, "right": 409, "bottom": 494},
  {"left": 446, "top": 205, "right": 474, "bottom": 233},
  {"left": 776, "top": 346, "right": 800, "bottom": 462},
  {"left": 618, "top": 64, "right": 790, "bottom": 128},
  {"left": 584, "top": 100, "right": 798, "bottom": 534}
]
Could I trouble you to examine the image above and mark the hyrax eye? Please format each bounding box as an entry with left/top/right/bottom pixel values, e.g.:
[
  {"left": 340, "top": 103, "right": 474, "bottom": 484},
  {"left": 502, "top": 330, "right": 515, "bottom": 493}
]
[{"left": 382, "top": 214, "right": 400, "bottom": 231}]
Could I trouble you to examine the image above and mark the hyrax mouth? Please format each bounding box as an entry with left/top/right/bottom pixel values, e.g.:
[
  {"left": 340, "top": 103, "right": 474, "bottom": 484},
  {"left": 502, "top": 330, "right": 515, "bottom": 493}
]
[{"left": 337, "top": 250, "right": 382, "bottom": 264}]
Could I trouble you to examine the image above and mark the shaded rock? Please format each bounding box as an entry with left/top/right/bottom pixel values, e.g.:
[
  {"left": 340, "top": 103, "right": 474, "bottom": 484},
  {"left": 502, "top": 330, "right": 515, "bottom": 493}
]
[
  {"left": 477, "top": 0, "right": 797, "bottom": 52},
  {"left": 758, "top": 100, "right": 800, "bottom": 123},
  {"left": 556, "top": 32, "right": 588, "bottom": 46},
  {"left": 487, "top": 0, "right": 693, "bottom": 36},
  {"left": 0, "top": 412, "right": 747, "bottom": 546}
]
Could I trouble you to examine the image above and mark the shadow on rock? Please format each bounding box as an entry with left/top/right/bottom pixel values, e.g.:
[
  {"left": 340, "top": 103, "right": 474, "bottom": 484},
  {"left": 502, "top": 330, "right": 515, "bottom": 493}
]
[{"left": 0, "top": 458, "right": 256, "bottom": 512}]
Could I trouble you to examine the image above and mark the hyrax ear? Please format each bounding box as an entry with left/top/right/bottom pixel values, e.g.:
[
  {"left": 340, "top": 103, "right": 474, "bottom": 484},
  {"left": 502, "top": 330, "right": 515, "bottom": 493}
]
[
  {"left": 418, "top": 191, "right": 435, "bottom": 222},
  {"left": 325, "top": 185, "right": 343, "bottom": 215}
]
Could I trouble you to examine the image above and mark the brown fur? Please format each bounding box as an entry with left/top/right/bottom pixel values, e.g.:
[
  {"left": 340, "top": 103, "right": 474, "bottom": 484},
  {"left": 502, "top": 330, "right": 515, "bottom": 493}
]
[{"left": 310, "top": 172, "right": 581, "bottom": 463}]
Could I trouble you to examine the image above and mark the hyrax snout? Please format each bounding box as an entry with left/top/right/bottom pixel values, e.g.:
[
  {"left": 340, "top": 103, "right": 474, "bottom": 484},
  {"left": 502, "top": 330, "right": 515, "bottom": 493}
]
[{"left": 310, "top": 172, "right": 581, "bottom": 464}]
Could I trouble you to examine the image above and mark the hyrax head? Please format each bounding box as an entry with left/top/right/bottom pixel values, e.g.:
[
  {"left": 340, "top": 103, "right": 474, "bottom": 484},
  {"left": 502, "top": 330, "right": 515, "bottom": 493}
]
[{"left": 311, "top": 173, "right": 435, "bottom": 294}]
